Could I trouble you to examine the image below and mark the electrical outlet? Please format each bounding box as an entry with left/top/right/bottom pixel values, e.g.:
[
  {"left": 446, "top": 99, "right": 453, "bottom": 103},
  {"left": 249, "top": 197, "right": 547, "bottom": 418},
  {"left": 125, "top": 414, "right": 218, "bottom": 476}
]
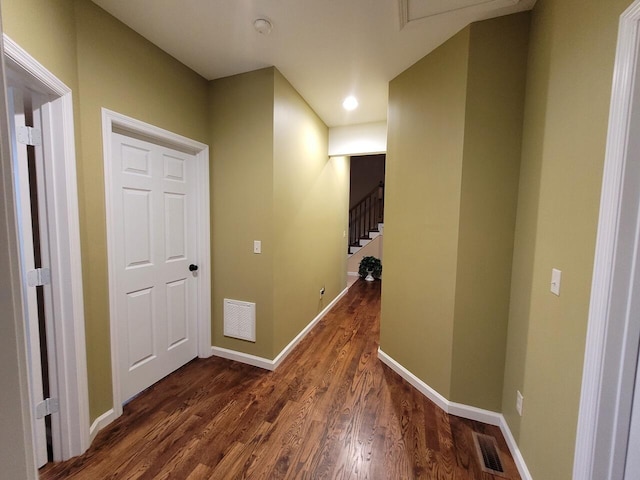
[
  {"left": 516, "top": 390, "right": 524, "bottom": 416},
  {"left": 320, "top": 286, "right": 325, "bottom": 299}
]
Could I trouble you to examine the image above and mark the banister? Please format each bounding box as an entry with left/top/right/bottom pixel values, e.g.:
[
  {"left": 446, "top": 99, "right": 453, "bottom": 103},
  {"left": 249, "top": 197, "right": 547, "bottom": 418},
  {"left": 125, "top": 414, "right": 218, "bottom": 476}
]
[{"left": 348, "top": 181, "right": 384, "bottom": 252}]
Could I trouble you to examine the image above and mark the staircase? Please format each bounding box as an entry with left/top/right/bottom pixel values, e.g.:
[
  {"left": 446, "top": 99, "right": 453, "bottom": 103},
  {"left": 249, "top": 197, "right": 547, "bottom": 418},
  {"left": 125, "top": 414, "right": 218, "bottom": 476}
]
[
  {"left": 348, "top": 223, "right": 384, "bottom": 256},
  {"left": 348, "top": 181, "right": 384, "bottom": 256}
]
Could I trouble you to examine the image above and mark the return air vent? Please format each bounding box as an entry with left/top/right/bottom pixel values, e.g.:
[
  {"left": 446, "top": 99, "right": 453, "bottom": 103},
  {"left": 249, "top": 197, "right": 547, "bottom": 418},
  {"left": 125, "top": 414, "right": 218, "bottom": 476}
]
[
  {"left": 223, "top": 299, "right": 256, "bottom": 342},
  {"left": 472, "top": 432, "right": 506, "bottom": 477}
]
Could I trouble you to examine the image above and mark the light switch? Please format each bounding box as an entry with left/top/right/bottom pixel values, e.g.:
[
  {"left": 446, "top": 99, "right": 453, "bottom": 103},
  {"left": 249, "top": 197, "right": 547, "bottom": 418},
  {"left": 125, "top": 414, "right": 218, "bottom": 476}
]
[
  {"left": 551, "top": 268, "right": 562, "bottom": 296},
  {"left": 253, "top": 240, "right": 261, "bottom": 254}
]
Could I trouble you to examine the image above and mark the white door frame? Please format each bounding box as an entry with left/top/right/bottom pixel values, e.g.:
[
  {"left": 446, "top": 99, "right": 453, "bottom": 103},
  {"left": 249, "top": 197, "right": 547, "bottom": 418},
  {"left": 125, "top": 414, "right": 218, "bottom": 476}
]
[
  {"left": 3, "top": 35, "right": 90, "bottom": 460},
  {"left": 574, "top": 1, "right": 640, "bottom": 479},
  {"left": 9, "top": 85, "right": 52, "bottom": 468},
  {"left": 102, "top": 109, "right": 211, "bottom": 419}
]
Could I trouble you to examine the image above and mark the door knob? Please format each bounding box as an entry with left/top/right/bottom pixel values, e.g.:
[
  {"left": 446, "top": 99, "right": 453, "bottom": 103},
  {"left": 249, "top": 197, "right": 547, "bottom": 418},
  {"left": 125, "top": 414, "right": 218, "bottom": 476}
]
[{"left": 189, "top": 264, "right": 198, "bottom": 272}]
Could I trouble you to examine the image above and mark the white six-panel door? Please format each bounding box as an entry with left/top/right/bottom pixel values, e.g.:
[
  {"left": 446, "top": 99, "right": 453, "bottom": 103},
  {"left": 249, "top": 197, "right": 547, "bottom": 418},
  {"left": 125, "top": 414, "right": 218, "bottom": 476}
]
[{"left": 111, "top": 132, "right": 198, "bottom": 403}]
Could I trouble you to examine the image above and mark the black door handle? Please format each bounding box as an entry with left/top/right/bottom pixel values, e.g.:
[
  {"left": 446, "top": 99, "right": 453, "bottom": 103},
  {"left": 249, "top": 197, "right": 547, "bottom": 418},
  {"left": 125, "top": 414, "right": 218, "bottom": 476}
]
[{"left": 189, "top": 264, "right": 198, "bottom": 272}]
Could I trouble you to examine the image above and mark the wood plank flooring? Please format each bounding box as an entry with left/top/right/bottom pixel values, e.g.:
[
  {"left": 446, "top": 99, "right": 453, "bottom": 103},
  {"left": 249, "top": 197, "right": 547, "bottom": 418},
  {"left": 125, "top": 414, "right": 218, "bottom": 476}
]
[{"left": 40, "top": 279, "right": 521, "bottom": 479}]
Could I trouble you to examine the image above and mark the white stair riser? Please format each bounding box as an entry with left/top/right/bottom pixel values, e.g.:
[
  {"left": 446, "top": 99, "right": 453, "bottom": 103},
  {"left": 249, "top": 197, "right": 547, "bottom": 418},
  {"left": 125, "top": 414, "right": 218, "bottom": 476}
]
[{"left": 347, "top": 224, "right": 383, "bottom": 256}]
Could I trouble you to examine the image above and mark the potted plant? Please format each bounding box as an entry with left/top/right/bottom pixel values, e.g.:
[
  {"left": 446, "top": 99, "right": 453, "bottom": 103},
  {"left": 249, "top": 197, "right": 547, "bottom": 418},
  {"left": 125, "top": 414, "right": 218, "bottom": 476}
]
[{"left": 358, "top": 256, "right": 382, "bottom": 281}]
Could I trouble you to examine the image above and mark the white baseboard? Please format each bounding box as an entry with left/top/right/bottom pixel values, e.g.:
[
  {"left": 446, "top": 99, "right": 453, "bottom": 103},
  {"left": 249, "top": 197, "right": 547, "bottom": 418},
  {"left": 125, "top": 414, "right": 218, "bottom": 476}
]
[
  {"left": 449, "top": 400, "right": 502, "bottom": 426},
  {"left": 211, "top": 346, "right": 275, "bottom": 370},
  {"left": 86, "top": 287, "right": 349, "bottom": 449},
  {"left": 500, "top": 416, "right": 533, "bottom": 480},
  {"left": 272, "top": 287, "right": 349, "bottom": 369},
  {"left": 212, "top": 287, "right": 350, "bottom": 371},
  {"left": 377, "top": 348, "right": 531, "bottom": 480},
  {"left": 347, "top": 271, "right": 359, "bottom": 277},
  {"left": 378, "top": 348, "right": 450, "bottom": 412},
  {"left": 89, "top": 408, "right": 117, "bottom": 443}
]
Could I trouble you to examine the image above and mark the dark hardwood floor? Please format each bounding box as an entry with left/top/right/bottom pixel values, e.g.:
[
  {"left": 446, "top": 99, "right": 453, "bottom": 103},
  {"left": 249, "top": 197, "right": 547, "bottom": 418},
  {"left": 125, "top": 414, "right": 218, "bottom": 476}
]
[{"left": 40, "top": 279, "right": 520, "bottom": 479}]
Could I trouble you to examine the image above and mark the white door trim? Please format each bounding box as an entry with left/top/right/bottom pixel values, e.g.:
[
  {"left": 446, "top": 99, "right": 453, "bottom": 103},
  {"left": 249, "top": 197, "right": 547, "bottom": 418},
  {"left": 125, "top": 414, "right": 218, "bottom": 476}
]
[
  {"left": 3, "top": 35, "right": 90, "bottom": 460},
  {"left": 574, "top": 1, "right": 640, "bottom": 479},
  {"left": 102, "top": 109, "right": 211, "bottom": 418}
]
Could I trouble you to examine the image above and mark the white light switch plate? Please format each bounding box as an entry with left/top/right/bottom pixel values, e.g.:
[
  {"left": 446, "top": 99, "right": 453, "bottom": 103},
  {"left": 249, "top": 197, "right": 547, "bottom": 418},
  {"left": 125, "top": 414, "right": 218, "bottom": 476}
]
[
  {"left": 516, "top": 390, "right": 524, "bottom": 416},
  {"left": 551, "top": 268, "right": 562, "bottom": 296},
  {"left": 253, "top": 240, "right": 261, "bottom": 254}
]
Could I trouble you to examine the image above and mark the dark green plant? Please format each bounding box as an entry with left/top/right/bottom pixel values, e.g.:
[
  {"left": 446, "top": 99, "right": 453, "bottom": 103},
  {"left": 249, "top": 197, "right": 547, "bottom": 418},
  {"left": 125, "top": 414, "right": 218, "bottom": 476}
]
[{"left": 358, "top": 256, "right": 382, "bottom": 279}]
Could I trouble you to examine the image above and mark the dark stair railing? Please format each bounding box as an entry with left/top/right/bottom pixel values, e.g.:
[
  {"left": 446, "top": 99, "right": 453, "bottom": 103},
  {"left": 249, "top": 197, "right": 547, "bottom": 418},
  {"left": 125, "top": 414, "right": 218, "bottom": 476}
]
[{"left": 349, "top": 181, "right": 384, "bottom": 251}]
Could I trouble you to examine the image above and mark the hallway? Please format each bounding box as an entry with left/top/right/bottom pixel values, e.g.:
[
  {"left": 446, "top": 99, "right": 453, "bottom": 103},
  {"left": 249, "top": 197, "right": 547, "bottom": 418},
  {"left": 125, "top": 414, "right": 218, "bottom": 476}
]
[{"left": 40, "top": 280, "right": 519, "bottom": 479}]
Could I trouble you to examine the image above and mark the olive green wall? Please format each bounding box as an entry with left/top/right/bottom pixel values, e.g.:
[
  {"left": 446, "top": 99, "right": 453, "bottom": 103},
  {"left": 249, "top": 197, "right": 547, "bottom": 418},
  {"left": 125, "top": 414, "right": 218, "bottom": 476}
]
[
  {"left": 5, "top": 0, "right": 633, "bottom": 475},
  {"left": 1, "top": 0, "right": 78, "bottom": 91},
  {"left": 0, "top": 8, "right": 36, "bottom": 475},
  {"left": 1, "top": 0, "right": 347, "bottom": 426},
  {"left": 501, "top": 0, "right": 631, "bottom": 477},
  {"left": 0, "top": 176, "right": 35, "bottom": 479},
  {"left": 209, "top": 68, "right": 276, "bottom": 359},
  {"left": 381, "top": 28, "right": 470, "bottom": 397},
  {"left": 450, "top": 14, "right": 530, "bottom": 411},
  {"left": 273, "top": 70, "right": 348, "bottom": 353},
  {"left": 210, "top": 68, "right": 348, "bottom": 358},
  {"left": 2, "top": 0, "right": 210, "bottom": 421},
  {"left": 74, "top": 1, "right": 209, "bottom": 420},
  {"left": 381, "top": 14, "right": 528, "bottom": 410}
]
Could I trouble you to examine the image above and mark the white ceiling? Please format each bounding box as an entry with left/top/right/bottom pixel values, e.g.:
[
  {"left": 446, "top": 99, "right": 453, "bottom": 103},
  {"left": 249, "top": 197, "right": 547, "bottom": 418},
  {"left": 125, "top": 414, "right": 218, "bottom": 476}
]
[{"left": 91, "top": 0, "right": 535, "bottom": 127}]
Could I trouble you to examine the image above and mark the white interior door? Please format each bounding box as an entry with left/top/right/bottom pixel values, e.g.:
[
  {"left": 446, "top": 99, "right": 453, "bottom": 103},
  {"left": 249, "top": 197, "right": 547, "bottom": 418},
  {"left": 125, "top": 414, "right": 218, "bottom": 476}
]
[
  {"left": 111, "top": 132, "right": 198, "bottom": 403},
  {"left": 8, "top": 87, "right": 50, "bottom": 468}
]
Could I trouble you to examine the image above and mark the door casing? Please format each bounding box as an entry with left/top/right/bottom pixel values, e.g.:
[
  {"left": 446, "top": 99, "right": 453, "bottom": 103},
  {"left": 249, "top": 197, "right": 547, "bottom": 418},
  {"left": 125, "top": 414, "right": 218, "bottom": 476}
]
[
  {"left": 102, "top": 109, "right": 211, "bottom": 423},
  {"left": 4, "top": 35, "right": 90, "bottom": 462},
  {"left": 574, "top": 1, "right": 640, "bottom": 478},
  {"left": 9, "top": 85, "right": 54, "bottom": 468}
]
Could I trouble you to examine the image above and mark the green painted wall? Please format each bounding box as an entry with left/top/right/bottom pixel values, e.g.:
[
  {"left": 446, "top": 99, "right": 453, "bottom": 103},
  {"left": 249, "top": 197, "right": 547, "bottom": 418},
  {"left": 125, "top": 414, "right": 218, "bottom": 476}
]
[
  {"left": 2, "top": 3, "right": 78, "bottom": 471},
  {"left": 1, "top": 0, "right": 348, "bottom": 425},
  {"left": 5, "top": 1, "right": 633, "bottom": 475},
  {"left": 209, "top": 68, "right": 276, "bottom": 359},
  {"left": 381, "top": 14, "right": 528, "bottom": 411},
  {"left": 2, "top": 0, "right": 210, "bottom": 421},
  {"left": 273, "top": 70, "right": 348, "bottom": 353},
  {"left": 1, "top": 0, "right": 78, "bottom": 91},
  {"left": 450, "top": 14, "right": 530, "bottom": 411},
  {"left": 501, "top": 0, "right": 631, "bottom": 477},
  {"left": 0, "top": 9, "right": 36, "bottom": 474},
  {"left": 210, "top": 68, "right": 349, "bottom": 359},
  {"left": 381, "top": 28, "right": 470, "bottom": 398},
  {"left": 73, "top": 1, "right": 209, "bottom": 420}
]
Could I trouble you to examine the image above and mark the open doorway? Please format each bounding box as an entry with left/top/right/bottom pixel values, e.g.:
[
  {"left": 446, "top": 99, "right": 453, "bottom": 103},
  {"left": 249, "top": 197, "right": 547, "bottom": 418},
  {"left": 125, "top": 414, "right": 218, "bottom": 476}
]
[
  {"left": 4, "top": 36, "right": 90, "bottom": 469},
  {"left": 347, "top": 154, "right": 385, "bottom": 286},
  {"left": 8, "top": 84, "right": 54, "bottom": 468}
]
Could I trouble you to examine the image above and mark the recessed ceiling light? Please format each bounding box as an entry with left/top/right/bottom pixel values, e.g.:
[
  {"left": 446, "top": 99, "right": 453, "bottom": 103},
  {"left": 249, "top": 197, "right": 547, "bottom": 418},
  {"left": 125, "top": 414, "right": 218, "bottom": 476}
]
[
  {"left": 253, "top": 18, "right": 273, "bottom": 35},
  {"left": 343, "top": 96, "right": 358, "bottom": 111}
]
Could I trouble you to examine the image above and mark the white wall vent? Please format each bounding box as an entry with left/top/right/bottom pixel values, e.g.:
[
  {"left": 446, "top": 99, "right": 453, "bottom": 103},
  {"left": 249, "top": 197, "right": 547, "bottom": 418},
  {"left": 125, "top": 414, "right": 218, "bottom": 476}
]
[{"left": 223, "top": 299, "right": 256, "bottom": 342}]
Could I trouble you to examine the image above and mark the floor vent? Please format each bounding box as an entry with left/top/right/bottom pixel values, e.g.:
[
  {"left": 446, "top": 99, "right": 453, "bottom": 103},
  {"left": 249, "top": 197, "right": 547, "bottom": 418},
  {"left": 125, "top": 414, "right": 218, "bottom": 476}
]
[{"left": 472, "top": 432, "right": 506, "bottom": 477}]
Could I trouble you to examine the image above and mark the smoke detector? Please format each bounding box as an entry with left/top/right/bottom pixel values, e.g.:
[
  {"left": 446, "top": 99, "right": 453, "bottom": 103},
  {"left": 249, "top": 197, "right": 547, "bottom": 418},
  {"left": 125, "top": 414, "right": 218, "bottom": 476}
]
[{"left": 253, "top": 18, "right": 273, "bottom": 35}]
